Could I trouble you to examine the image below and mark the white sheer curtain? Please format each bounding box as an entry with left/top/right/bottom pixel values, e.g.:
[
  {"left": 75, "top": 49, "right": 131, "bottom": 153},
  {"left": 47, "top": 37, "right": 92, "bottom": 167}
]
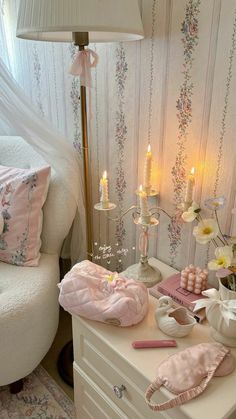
[{"left": 0, "top": 1, "right": 86, "bottom": 263}]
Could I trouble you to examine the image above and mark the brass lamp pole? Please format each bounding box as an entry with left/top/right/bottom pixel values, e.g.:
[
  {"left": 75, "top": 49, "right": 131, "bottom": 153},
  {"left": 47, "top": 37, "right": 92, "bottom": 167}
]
[{"left": 73, "top": 32, "right": 93, "bottom": 261}]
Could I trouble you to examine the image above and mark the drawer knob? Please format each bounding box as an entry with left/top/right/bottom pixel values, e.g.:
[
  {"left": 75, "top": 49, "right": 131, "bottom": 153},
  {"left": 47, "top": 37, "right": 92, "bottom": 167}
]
[{"left": 113, "top": 384, "right": 126, "bottom": 399}]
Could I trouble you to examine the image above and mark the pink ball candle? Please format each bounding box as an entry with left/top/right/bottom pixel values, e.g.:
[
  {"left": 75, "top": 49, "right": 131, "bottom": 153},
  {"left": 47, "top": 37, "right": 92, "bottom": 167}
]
[{"left": 180, "top": 265, "right": 208, "bottom": 295}]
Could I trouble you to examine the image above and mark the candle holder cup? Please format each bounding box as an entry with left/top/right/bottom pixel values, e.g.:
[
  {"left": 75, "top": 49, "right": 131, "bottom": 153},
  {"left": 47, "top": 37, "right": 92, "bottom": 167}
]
[{"left": 94, "top": 202, "right": 117, "bottom": 211}]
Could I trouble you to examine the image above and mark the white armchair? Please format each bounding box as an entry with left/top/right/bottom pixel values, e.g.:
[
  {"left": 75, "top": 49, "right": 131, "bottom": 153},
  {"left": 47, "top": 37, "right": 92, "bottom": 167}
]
[{"left": 0, "top": 136, "right": 77, "bottom": 391}]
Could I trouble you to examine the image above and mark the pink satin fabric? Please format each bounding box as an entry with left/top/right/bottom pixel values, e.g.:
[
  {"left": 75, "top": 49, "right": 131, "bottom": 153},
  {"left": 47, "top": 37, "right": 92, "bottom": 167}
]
[
  {"left": 58, "top": 260, "right": 149, "bottom": 327},
  {"left": 145, "top": 342, "right": 235, "bottom": 411}
]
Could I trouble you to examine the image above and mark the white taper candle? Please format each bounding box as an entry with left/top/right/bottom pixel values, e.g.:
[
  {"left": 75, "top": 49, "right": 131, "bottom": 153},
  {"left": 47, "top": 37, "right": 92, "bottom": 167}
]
[
  {"left": 100, "top": 171, "right": 109, "bottom": 208},
  {"left": 184, "top": 167, "right": 195, "bottom": 204},
  {"left": 139, "top": 185, "right": 150, "bottom": 224},
  {"left": 143, "top": 144, "right": 152, "bottom": 193}
]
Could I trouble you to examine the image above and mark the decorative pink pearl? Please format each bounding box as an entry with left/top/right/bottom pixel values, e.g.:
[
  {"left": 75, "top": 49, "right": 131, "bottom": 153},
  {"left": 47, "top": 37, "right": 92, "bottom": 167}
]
[
  {"left": 195, "top": 283, "right": 202, "bottom": 289},
  {"left": 195, "top": 276, "right": 203, "bottom": 284},
  {"left": 188, "top": 281, "right": 194, "bottom": 287},
  {"left": 189, "top": 264, "right": 195, "bottom": 271},
  {"left": 181, "top": 271, "right": 188, "bottom": 278},
  {"left": 194, "top": 289, "right": 201, "bottom": 294},
  {"left": 189, "top": 273, "right": 195, "bottom": 281},
  {"left": 187, "top": 286, "right": 194, "bottom": 292}
]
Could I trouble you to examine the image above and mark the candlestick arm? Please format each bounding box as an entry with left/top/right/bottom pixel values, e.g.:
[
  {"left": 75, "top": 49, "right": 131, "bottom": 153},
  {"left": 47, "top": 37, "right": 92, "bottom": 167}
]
[
  {"left": 104, "top": 205, "right": 139, "bottom": 222},
  {"left": 149, "top": 206, "right": 172, "bottom": 220}
]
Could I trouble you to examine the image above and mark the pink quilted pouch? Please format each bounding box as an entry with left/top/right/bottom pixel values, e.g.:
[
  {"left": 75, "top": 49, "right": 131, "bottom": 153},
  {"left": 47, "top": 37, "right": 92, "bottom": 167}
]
[
  {"left": 145, "top": 342, "right": 235, "bottom": 411},
  {"left": 58, "top": 260, "right": 149, "bottom": 327}
]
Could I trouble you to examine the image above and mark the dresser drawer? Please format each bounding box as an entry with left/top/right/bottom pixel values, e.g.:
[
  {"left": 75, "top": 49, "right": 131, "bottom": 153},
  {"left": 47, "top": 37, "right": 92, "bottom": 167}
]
[
  {"left": 73, "top": 317, "right": 187, "bottom": 419},
  {"left": 74, "top": 363, "right": 127, "bottom": 419}
]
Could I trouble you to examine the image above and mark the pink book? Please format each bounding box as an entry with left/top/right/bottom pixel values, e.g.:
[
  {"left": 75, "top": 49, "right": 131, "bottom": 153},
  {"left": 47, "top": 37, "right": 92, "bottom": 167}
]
[{"left": 150, "top": 273, "right": 208, "bottom": 312}]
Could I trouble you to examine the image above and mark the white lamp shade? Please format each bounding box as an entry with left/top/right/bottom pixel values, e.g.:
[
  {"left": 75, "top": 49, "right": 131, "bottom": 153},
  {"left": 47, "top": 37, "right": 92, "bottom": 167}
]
[{"left": 16, "top": 0, "right": 144, "bottom": 43}]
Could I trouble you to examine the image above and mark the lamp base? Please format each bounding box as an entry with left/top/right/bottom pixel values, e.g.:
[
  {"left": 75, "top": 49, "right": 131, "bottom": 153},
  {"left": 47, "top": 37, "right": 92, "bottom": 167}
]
[
  {"left": 122, "top": 260, "right": 162, "bottom": 288},
  {"left": 57, "top": 340, "right": 74, "bottom": 388}
]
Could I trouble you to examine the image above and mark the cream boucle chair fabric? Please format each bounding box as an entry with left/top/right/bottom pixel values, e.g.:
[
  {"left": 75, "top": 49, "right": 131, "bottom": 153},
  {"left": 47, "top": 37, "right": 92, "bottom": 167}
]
[{"left": 0, "top": 136, "right": 77, "bottom": 386}]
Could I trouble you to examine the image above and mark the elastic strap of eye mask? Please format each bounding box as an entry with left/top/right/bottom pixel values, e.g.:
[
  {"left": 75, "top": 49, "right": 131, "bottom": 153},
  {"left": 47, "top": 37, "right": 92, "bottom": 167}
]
[{"left": 145, "top": 349, "right": 229, "bottom": 411}]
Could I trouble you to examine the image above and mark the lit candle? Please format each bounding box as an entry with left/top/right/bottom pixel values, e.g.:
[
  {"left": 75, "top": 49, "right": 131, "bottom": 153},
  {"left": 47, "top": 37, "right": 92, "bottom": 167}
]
[
  {"left": 184, "top": 167, "right": 195, "bottom": 205},
  {"left": 143, "top": 144, "right": 152, "bottom": 194},
  {"left": 100, "top": 171, "right": 109, "bottom": 209},
  {"left": 139, "top": 185, "right": 150, "bottom": 223}
]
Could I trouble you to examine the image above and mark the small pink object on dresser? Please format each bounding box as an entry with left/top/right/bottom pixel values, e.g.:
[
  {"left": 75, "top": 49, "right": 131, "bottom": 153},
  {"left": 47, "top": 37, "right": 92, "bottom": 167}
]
[{"left": 180, "top": 265, "right": 208, "bottom": 294}]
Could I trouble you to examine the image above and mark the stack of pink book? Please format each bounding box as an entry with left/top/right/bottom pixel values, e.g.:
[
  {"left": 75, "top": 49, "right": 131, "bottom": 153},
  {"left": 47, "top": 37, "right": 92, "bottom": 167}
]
[{"left": 149, "top": 273, "right": 208, "bottom": 323}]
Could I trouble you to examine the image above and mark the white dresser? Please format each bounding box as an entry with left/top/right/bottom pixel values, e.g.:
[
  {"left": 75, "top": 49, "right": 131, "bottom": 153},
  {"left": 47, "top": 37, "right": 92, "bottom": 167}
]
[{"left": 72, "top": 258, "right": 236, "bottom": 419}]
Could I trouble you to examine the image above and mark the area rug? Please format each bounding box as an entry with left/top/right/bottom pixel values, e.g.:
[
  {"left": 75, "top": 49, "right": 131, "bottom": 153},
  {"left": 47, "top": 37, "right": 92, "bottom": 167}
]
[{"left": 0, "top": 365, "right": 76, "bottom": 418}]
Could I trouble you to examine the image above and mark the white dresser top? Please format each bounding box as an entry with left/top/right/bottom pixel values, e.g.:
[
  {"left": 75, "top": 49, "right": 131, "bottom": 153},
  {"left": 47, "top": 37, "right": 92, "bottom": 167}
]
[{"left": 74, "top": 258, "right": 236, "bottom": 419}]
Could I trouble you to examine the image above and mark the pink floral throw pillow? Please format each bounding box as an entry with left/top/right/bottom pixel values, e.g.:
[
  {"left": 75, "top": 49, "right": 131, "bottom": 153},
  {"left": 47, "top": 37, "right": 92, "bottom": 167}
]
[{"left": 0, "top": 164, "right": 51, "bottom": 266}]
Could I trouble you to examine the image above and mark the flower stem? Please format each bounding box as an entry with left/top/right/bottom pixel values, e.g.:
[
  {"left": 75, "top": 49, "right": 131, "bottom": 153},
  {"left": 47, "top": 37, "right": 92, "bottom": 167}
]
[
  {"left": 216, "top": 235, "right": 227, "bottom": 246},
  {"left": 212, "top": 238, "right": 218, "bottom": 248},
  {"left": 215, "top": 210, "right": 228, "bottom": 245}
]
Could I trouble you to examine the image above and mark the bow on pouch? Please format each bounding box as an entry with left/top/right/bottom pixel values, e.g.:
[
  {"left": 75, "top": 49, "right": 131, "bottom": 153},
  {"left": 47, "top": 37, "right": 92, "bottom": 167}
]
[
  {"left": 194, "top": 289, "right": 236, "bottom": 326},
  {"left": 70, "top": 49, "right": 99, "bottom": 88}
]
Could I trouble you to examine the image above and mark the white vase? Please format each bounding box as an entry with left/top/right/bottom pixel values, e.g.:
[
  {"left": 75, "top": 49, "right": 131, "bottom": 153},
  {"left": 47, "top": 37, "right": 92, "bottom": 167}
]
[
  {"left": 205, "top": 299, "right": 236, "bottom": 347},
  {"left": 218, "top": 277, "right": 236, "bottom": 300}
]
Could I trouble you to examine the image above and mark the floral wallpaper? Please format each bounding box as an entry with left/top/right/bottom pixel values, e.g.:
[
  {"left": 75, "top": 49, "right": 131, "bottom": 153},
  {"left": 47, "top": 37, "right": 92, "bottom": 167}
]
[
  {"left": 168, "top": 0, "right": 200, "bottom": 265},
  {"left": 1, "top": 0, "right": 236, "bottom": 276}
]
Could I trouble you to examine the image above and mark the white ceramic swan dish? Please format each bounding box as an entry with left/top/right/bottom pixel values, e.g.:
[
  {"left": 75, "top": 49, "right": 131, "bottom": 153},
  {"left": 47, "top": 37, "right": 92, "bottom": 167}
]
[{"left": 155, "top": 296, "right": 197, "bottom": 338}]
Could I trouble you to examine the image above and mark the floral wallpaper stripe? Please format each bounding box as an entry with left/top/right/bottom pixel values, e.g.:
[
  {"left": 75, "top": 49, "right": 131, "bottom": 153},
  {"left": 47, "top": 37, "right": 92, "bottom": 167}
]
[
  {"left": 205, "top": 7, "right": 236, "bottom": 267},
  {"left": 114, "top": 43, "right": 128, "bottom": 271},
  {"left": 213, "top": 9, "right": 236, "bottom": 197},
  {"left": 93, "top": 44, "right": 101, "bottom": 241},
  {"left": 69, "top": 45, "right": 82, "bottom": 155},
  {"left": 147, "top": 0, "right": 158, "bottom": 145},
  {"left": 32, "top": 45, "right": 45, "bottom": 117},
  {"left": 168, "top": 0, "right": 200, "bottom": 266}
]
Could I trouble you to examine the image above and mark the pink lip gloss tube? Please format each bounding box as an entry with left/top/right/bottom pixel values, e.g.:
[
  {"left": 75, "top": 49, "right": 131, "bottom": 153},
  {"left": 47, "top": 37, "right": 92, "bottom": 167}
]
[{"left": 132, "top": 340, "right": 177, "bottom": 349}]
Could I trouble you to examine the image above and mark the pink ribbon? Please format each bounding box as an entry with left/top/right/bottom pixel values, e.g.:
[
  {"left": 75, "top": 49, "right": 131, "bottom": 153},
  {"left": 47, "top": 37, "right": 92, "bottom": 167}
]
[{"left": 69, "top": 48, "right": 99, "bottom": 88}]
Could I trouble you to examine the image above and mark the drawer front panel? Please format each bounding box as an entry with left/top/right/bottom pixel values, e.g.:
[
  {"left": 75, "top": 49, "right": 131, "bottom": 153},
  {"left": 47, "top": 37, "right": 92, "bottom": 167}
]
[
  {"left": 74, "top": 363, "right": 128, "bottom": 419},
  {"left": 73, "top": 319, "right": 184, "bottom": 419}
]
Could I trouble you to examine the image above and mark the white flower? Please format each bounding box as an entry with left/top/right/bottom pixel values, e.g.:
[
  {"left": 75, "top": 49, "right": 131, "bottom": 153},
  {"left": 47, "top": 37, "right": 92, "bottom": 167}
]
[
  {"left": 193, "top": 218, "right": 219, "bottom": 244},
  {"left": 208, "top": 246, "right": 233, "bottom": 270},
  {"left": 204, "top": 196, "right": 226, "bottom": 211},
  {"left": 182, "top": 202, "right": 200, "bottom": 222}
]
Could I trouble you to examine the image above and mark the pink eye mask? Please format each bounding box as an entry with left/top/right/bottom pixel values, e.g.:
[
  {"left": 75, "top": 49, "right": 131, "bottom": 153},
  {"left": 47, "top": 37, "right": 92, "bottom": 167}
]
[
  {"left": 58, "top": 260, "right": 149, "bottom": 327},
  {"left": 145, "top": 342, "right": 235, "bottom": 411}
]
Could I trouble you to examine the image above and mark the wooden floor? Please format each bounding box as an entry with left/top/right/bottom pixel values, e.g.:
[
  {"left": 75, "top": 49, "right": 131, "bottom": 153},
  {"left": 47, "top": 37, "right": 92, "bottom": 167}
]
[{"left": 41, "top": 307, "right": 74, "bottom": 400}]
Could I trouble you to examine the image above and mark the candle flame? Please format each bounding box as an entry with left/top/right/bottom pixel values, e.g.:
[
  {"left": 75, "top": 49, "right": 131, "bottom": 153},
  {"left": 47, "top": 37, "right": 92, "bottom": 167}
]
[
  {"left": 139, "top": 185, "right": 143, "bottom": 192},
  {"left": 147, "top": 144, "right": 151, "bottom": 153},
  {"left": 191, "top": 167, "right": 195, "bottom": 175},
  {"left": 102, "top": 170, "right": 107, "bottom": 180}
]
